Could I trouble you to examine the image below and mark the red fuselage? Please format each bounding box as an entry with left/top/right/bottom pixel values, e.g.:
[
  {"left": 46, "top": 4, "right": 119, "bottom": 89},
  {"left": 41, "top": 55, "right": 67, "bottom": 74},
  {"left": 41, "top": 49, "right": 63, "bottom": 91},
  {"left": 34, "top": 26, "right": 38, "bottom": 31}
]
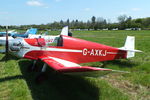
[{"left": 23, "top": 35, "right": 127, "bottom": 64}]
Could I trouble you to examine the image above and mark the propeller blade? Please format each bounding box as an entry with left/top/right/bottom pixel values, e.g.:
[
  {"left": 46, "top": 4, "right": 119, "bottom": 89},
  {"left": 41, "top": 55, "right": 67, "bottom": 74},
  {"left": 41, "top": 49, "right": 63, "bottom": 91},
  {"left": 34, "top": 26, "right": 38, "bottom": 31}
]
[{"left": 5, "top": 26, "right": 9, "bottom": 53}]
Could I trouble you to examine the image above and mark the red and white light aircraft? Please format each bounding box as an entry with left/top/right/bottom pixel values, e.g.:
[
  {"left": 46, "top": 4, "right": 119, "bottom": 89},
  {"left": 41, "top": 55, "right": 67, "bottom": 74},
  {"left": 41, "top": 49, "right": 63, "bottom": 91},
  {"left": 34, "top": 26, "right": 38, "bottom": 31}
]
[{"left": 0, "top": 26, "right": 142, "bottom": 79}]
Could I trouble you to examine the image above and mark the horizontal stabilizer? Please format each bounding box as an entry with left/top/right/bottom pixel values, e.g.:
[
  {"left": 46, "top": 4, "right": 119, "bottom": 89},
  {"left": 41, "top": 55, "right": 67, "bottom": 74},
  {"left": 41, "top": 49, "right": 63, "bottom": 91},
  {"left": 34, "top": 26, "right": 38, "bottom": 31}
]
[{"left": 119, "top": 48, "right": 142, "bottom": 53}]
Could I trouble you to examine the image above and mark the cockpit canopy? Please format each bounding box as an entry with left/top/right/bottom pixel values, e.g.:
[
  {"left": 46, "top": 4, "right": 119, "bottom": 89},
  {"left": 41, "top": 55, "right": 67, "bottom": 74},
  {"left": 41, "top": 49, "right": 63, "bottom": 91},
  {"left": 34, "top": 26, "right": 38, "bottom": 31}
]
[{"left": 45, "top": 35, "right": 63, "bottom": 47}]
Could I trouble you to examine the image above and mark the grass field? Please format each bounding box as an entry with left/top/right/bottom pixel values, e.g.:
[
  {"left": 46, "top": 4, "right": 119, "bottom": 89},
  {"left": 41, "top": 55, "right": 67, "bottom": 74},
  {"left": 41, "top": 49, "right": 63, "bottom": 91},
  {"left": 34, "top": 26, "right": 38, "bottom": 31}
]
[{"left": 0, "top": 30, "right": 150, "bottom": 100}]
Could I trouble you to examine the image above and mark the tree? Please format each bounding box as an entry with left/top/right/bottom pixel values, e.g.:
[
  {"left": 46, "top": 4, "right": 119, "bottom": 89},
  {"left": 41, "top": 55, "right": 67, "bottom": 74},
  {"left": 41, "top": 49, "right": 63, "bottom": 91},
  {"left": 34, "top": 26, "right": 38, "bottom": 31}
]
[
  {"left": 60, "top": 20, "right": 64, "bottom": 27},
  {"left": 74, "top": 19, "right": 79, "bottom": 29},
  {"left": 91, "top": 16, "right": 96, "bottom": 24},
  {"left": 91, "top": 16, "right": 96, "bottom": 30},
  {"left": 3, "top": 15, "right": 150, "bottom": 30},
  {"left": 70, "top": 20, "right": 75, "bottom": 29},
  {"left": 96, "top": 17, "right": 107, "bottom": 29},
  {"left": 117, "top": 15, "right": 128, "bottom": 30},
  {"left": 117, "top": 15, "right": 128, "bottom": 23},
  {"left": 86, "top": 20, "right": 91, "bottom": 30},
  {"left": 66, "top": 19, "right": 70, "bottom": 26},
  {"left": 126, "top": 16, "right": 132, "bottom": 28},
  {"left": 135, "top": 18, "right": 142, "bottom": 24},
  {"left": 142, "top": 17, "right": 150, "bottom": 27}
]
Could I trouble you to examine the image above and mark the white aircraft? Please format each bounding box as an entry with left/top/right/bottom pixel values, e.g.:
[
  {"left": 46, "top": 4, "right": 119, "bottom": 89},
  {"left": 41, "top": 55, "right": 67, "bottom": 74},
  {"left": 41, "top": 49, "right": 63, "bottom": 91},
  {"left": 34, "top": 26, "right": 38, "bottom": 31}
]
[{"left": 0, "top": 26, "right": 70, "bottom": 46}]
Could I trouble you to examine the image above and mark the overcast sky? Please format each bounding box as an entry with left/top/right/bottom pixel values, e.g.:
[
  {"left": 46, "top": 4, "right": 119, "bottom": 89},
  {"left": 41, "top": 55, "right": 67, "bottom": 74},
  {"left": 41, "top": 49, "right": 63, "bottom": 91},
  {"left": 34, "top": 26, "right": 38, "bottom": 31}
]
[{"left": 0, "top": 0, "right": 150, "bottom": 25}]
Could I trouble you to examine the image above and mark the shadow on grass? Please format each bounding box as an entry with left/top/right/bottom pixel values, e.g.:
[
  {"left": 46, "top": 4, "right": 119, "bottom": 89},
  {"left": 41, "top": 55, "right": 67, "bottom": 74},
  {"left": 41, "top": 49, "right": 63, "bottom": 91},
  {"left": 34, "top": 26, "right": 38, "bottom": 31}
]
[
  {"left": 0, "top": 54, "right": 19, "bottom": 62},
  {"left": 18, "top": 60, "right": 100, "bottom": 100},
  {"left": 103, "top": 59, "right": 139, "bottom": 68},
  {"left": 0, "top": 75, "right": 24, "bottom": 82}
]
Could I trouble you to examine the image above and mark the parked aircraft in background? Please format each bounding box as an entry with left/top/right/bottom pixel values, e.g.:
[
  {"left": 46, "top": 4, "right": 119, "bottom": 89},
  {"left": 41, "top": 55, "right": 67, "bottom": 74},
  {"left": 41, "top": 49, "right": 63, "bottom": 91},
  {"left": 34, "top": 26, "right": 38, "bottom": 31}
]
[
  {"left": 28, "top": 26, "right": 70, "bottom": 38},
  {"left": 0, "top": 28, "right": 37, "bottom": 45},
  {"left": 0, "top": 26, "right": 68, "bottom": 46},
  {"left": 0, "top": 30, "right": 17, "bottom": 37},
  {"left": 12, "top": 28, "right": 37, "bottom": 38},
  {"left": 0, "top": 28, "right": 37, "bottom": 38}
]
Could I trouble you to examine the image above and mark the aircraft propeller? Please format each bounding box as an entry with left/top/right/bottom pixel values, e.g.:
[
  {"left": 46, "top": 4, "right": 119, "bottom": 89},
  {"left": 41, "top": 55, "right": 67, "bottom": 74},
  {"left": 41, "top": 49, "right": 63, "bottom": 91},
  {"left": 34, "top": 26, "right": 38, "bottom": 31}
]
[
  {"left": 5, "top": 26, "right": 9, "bottom": 54},
  {"left": 2, "top": 26, "right": 9, "bottom": 61}
]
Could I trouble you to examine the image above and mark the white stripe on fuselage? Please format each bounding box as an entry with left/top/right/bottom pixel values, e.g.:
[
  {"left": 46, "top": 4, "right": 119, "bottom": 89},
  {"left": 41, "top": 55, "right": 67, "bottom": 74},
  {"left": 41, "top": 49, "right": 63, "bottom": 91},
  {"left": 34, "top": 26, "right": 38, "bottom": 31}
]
[
  {"left": 42, "top": 48, "right": 82, "bottom": 52},
  {"left": 16, "top": 39, "right": 82, "bottom": 58}
]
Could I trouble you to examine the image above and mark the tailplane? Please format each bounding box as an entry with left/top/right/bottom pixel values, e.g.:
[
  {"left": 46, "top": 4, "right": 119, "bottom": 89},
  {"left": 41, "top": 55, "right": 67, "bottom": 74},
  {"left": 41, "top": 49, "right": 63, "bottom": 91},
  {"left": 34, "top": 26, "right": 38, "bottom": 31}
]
[{"left": 119, "top": 36, "right": 142, "bottom": 58}]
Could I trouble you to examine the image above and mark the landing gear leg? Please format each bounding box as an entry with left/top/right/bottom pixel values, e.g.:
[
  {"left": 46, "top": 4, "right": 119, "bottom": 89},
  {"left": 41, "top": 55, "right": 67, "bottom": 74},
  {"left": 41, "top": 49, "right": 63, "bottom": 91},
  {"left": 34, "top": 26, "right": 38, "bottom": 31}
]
[
  {"left": 41, "top": 63, "right": 47, "bottom": 72},
  {"left": 36, "top": 63, "right": 48, "bottom": 83},
  {"left": 27, "top": 60, "right": 37, "bottom": 72}
]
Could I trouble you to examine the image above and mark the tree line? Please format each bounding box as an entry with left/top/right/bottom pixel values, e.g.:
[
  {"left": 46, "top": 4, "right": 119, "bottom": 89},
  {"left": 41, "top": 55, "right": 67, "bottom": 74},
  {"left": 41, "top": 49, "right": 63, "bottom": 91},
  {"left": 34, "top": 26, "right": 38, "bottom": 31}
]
[{"left": 1, "top": 15, "right": 150, "bottom": 30}]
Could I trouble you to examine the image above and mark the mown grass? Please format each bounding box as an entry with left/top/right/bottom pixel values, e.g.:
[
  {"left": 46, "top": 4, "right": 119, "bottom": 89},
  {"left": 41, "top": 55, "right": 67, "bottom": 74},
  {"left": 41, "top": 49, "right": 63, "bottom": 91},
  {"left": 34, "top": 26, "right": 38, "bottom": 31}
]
[{"left": 0, "top": 30, "right": 150, "bottom": 100}]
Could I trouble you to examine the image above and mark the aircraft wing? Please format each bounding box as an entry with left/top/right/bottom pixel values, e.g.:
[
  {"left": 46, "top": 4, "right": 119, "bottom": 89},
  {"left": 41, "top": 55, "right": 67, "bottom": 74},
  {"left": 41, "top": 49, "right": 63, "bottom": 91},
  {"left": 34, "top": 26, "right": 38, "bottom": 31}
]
[{"left": 39, "top": 56, "right": 112, "bottom": 76}]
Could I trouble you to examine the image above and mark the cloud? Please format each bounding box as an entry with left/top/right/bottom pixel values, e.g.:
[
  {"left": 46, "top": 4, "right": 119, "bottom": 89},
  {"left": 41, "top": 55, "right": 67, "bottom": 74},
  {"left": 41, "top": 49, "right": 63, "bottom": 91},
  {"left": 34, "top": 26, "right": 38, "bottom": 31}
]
[
  {"left": 118, "top": 12, "right": 128, "bottom": 15},
  {"left": 83, "top": 8, "right": 91, "bottom": 12},
  {"left": 26, "top": 0, "right": 44, "bottom": 6},
  {"left": 55, "top": 0, "right": 62, "bottom": 2},
  {"left": 44, "top": 6, "right": 49, "bottom": 8},
  {"left": 0, "top": 11, "right": 9, "bottom": 14},
  {"left": 131, "top": 8, "right": 141, "bottom": 11}
]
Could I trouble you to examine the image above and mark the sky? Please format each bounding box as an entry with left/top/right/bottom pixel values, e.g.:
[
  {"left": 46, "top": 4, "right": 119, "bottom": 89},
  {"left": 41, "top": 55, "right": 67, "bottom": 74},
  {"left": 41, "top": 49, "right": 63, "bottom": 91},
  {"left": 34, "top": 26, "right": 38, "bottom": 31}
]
[{"left": 0, "top": 0, "right": 150, "bottom": 25}]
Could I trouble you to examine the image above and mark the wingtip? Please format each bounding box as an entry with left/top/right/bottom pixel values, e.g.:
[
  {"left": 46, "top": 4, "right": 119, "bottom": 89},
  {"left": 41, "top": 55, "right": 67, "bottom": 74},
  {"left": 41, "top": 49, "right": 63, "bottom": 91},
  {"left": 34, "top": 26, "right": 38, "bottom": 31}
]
[{"left": 112, "top": 70, "right": 130, "bottom": 73}]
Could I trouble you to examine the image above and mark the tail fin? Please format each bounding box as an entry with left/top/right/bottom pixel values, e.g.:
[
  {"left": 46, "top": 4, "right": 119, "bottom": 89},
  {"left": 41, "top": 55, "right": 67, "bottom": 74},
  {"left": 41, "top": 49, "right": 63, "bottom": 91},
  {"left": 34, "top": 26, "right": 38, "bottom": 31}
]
[
  {"left": 124, "top": 36, "right": 135, "bottom": 50},
  {"left": 60, "top": 26, "right": 68, "bottom": 36},
  {"left": 25, "top": 28, "right": 37, "bottom": 35},
  {"left": 119, "top": 36, "right": 142, "bottom": 58}
]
